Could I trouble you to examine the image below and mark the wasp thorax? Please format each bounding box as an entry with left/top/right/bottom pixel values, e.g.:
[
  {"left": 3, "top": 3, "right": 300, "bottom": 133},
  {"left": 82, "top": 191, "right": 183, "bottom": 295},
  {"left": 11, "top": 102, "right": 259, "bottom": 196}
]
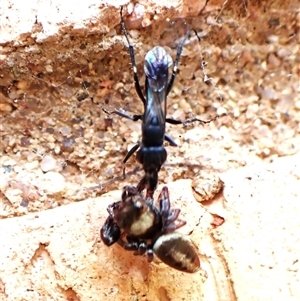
[{"left": 144, "top": 46, "right": 173, "bottom": 80}]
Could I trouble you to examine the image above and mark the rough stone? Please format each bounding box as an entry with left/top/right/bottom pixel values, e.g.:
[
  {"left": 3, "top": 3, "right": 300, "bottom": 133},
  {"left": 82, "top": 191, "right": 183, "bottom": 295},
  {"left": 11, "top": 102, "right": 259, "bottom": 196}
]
[{"left": 0, "top": 154, "right": 299, "bottom": 300}]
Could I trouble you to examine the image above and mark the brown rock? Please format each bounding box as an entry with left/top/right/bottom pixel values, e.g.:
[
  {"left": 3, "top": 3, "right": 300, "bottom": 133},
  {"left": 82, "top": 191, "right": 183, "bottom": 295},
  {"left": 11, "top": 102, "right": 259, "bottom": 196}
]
[{"left": 1, "top": 154, "right": 299, "bottom": 300}]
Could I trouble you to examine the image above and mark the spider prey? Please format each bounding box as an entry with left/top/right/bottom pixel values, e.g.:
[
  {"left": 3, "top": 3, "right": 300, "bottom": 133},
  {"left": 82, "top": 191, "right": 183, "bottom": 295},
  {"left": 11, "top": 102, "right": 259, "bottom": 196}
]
[{"left": 100, "top": 185, "right": 200, "bottom": 273}]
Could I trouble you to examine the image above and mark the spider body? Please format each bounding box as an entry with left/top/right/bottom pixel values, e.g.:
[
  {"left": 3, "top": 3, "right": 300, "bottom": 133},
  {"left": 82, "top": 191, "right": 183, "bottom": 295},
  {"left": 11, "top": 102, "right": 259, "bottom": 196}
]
[{"left": 100, "top": 186, "right": 200, "bottom": 273}]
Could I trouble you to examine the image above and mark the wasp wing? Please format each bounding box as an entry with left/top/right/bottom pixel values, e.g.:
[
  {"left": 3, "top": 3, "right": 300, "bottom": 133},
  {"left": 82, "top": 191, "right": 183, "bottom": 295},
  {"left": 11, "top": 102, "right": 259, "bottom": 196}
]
[{"left": 143, "top": 46, "right": 173, "bottom": 129}]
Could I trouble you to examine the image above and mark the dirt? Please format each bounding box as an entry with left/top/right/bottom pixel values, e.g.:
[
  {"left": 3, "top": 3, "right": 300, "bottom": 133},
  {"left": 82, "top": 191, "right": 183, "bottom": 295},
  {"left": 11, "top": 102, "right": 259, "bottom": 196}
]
[
  {"left": 1, "top": 1, "right": 300, "bottom": 300},
  {"left": 0, "top": 0, "right": 299, "bottom": 218}
]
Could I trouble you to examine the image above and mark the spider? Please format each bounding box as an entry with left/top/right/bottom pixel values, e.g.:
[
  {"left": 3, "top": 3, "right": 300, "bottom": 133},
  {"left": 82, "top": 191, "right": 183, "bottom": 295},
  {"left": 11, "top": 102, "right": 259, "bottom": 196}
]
[{"left": 100, "top": 186, "right": 200, "bottom": 273}]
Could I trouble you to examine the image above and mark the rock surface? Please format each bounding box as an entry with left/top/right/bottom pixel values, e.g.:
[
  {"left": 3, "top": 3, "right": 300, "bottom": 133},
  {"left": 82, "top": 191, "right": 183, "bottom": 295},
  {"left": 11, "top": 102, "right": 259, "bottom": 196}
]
[
  {"left": 0, "top": 154, "right": 299, "bottom": 301},
  {"left": 1, "top": 0, "right": 299, "bottom": 300}
]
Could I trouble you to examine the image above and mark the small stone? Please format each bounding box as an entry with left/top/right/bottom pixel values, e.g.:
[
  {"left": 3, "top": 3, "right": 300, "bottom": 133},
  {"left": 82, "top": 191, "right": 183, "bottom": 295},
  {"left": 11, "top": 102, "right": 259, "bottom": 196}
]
[
  {"left": 0, "top": 103, "right": 13, "bottom": 112},
  {"left": 267, "top": 53, "right": 281, "bottom": 68},
  {"left": 4, "top": 188, "right": 23, "bottom": 206},
  {"left": 233, "top": 107, "right": 240, "bottom": 117},
  {"left": 54, "top": 145, "right": 61, "bottom": 155},
  {"left": 45, "top": 64, "right": 53, "bottom": 73},
  {"left": 16, "top": 80, "right": 28, "bottom": 90},
  {"left": 128, "top": 29, "right": 140, "bottom": 39},
  {"left": 260, "top": 137, "right": 275, "bottom": 149},
  {"left": 217, "top": 107, "right": 227, "bottom": 116},
  {"left": 267, "top": 35, "right": 279, "bottom": 43},
  {"left": 45, "top": 133, "right": 56, "bottom": 143},
  {"left": 261, "top": 148, "right": 271, "bottom": 156},
  {"left": 41, "top": 172, "right": 65, "bottom": 193},
  {"left": 13, "top": 165, "right": 22, "bottom": 173},
  {"left": 1, "top": 156, "right": 17, "bottom": 166},
  {"left": 192, "top": 174, "right": 223, "bottom": 202},
  {"left": 61, "top": 136, "right": 75, "bottom": 152},
  {"left": 20, "top": 137, "right": 31, "bottom": 147},
  {"left": 2, "top": 165, "right": 12, "bottom": 173},
  {"left": 20, "top": 199, "right": 29, "bottom": 207},
  {"left": 141, "top": 15, "right": 151, "bottom": 27},
  {"left": 178, "top": 98, "right": 191, "bottom": 111},
  {"left": 228, "top": 89, "right": 236, "bottom": 99},
  {"left": 261, "top": 87, "right": 276, "bottom": 100},
  {"left": 276, "top": 48, "right": 291, "bottom": 58},
  {"left": 46, "top": 127, "right": 55, "bottom": 134},
  {"left": 40, "top": 155, "right": 57, "bottom": 172},
  {"left": 24, "top": 160, "right": 39, "bottom": 171}
]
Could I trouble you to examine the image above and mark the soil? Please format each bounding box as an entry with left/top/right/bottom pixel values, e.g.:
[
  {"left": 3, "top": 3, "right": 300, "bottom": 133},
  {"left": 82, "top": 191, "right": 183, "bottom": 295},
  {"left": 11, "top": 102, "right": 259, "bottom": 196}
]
[
  {"left": 1, "top": 1, "right": 300, "bottom": 300},
  {"left": 0, "top": 0, "right": 299, "bottom": 218}
]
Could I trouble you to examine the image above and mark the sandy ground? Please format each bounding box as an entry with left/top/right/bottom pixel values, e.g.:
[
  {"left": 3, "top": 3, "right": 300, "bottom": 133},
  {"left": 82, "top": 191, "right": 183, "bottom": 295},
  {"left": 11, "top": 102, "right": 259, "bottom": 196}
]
[{"left": 0, "top": 0, "right": 299, "bottom": 300}]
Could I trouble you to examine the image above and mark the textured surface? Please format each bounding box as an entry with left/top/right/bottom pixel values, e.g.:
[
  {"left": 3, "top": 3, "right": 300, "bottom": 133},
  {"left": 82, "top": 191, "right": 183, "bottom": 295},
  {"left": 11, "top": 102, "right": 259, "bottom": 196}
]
[
  {"left": 1, "top": 0, "right": 300, "bottom": 300},
  {"left": 0, "top": 0, "right": 210, "bottom": 44},
  {"left": 0, "top": 0, "right": 299, "bottom": 217},
  {"left": 0, "top": 155, "right": 299, "bottom": 300}
]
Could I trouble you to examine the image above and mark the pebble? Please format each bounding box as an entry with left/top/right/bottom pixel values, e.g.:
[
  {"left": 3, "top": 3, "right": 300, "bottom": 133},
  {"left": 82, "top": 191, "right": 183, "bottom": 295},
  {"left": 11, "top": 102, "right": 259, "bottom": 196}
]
[
  {"left": 276, "top": 48, "right": 291, "bottom": 58},
  {"left": 24, "top": 160, "right": 39, "bottom": 171},
  {"left": 0, "top": 103, "right": 13, "bottom": 112},
  {"left": 233, "top": 107, "right": 240, "bottom": 117},
  {"left": 267, "top": 53, "right": 281, "bottom": 68},
  {"left": 260, "top": 137, "right": 275, "bottom": 149},
  {"left": 41, "top": 172, "right": 65, "bottom": 193},
  {"left": 45, "top": 133, "right": 56, "bottom": 143},
  {"left": 217, "top": 107, "right": 227, "bottom": 116},
  {"left": 61, "top": 136, "right": 75, "bottom": 152},
  {"left": 1, "top": 156, "right": 17, "bottom": 166},
  {"left": 128, "top": 29, "right": 140, "bottom": 39},
  {"left": 59, "top": 126, "right": 71, "bottom": 136},
  {"left": 45, "top": 64, "right": 53, "bottom": 73},
  {"left": 40, "top": 155, "right": 57, "bottom": 172},
  {"left": 267, "top": 35, "right": 279, "bottom": 43},
  {"left": 16, "top": 80, "right": 28, "bottom": 90},
  {"left": 141, "top": 16, "right": 151, "bottom": 27},
  {"left": 178, "top": 98, "right": 191, "bottom": 111},
  {"left": 261, "top": 87, "right": 276, "bottom": 100},
  {"left": 4, "top": 188, "right": 23, "bottom": 205},
  {"left": 13, "top": 165, "right": 22, "bottom": 173},
  {"left": 54, "top": 145, "right": 61, "bottom": 155},
  {"left": 228, "top": 89, "right": 236, "bottom": 99}
]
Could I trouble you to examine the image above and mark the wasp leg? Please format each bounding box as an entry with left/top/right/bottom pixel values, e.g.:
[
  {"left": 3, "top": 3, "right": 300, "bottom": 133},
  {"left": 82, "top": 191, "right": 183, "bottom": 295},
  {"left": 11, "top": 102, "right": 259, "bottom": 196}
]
[
  {"left": 182, "top": 114, "right": 220, "bottom": 126},
  {"left": 167, "top": 30, "right": 190, "bottom": 96},
  {"left": 123, "top": 143, "right": 140, "bottom": 164},
  {"left": 166, "top": 114, "right": 221, "bottom": 126},
  {"left": 120, "top": 6, "right": 146, "bottom": 105},
  {"left": 122, "top": 142, "right": 140, "bottom": 178},
  {"left": 102, "top": 105, "right": 143, "bottom": 122},
  {"left": 164, "top": 134, "right": 177, "bottom": 147}
]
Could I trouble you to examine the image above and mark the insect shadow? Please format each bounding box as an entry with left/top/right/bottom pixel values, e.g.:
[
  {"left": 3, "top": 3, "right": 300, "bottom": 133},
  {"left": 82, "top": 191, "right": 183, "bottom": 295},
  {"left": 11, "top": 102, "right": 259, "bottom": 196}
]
[{"left": 103, "top": 6, "right": 220, "bottom": 198}]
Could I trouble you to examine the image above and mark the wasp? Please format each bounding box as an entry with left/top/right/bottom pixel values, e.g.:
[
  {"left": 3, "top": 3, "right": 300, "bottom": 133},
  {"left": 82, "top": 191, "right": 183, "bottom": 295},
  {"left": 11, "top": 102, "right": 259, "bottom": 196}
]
[
  {"left": 100, "top": 185, "right": 200, "bottom": 273},
  {"left": 103, "top": 7, "right": 219, "bottom": 197}
]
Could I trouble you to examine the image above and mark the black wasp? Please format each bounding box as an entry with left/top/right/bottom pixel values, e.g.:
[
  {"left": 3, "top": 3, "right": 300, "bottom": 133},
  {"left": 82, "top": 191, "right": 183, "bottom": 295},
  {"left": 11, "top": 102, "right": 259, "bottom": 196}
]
[
  {"left": 100, "top": 185, "right": 200, "bottom": 273},
  {"left": 103, "top": 6, "right": 219, "bottom": 198}
]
